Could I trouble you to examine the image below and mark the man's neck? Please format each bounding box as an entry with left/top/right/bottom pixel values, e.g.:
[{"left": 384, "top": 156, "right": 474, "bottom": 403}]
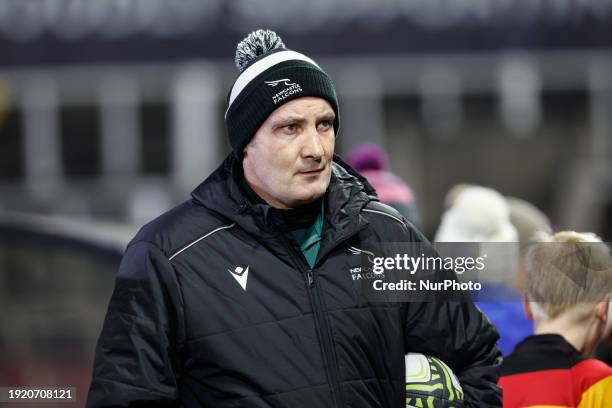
[
  {"left": 235, "top": 166, "right": 268, "bottom": 206},
  {"left": 277, "top": 199, "right": 322, "bottom": 230}
]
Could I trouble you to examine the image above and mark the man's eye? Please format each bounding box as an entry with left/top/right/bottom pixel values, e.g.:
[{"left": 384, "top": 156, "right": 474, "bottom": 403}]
[
  {"left": 318, "top": 120, "right": 332, "bottom": 130},
  {"left": 282, "top": 124, "right": 297, "bottom": 133}
]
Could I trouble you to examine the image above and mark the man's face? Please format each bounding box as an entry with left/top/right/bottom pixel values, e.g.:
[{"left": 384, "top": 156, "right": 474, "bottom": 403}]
[{"left": 243, "top": 97, "right": 336, "bottom": 209}]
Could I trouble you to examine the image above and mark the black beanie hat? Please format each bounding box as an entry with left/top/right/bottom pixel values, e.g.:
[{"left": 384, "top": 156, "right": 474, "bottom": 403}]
[{"left": 225, "top": 29, "right": 340, "bottom": 158}]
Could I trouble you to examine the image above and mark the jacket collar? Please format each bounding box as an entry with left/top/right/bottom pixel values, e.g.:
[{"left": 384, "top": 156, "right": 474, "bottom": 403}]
[{"left": 191, "top": 153, "right": 376, "bottom": 246}]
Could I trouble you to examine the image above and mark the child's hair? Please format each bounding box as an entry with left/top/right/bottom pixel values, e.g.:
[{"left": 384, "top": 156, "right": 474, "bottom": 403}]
[{"left": 526, "top": 231, "right": 612, "bottom": 320}]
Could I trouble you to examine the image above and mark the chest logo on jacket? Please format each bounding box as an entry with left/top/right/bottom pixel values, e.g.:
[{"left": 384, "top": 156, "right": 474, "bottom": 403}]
[
  {"left": 347, "top": 246, "right": 384, "bottom": 281},
  {"left": 228, "top": 265, "right": 249, "bottom": 291}
]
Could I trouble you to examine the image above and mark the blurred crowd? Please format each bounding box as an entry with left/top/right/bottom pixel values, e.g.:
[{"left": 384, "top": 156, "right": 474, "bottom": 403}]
[{"left": 348, "top": 142, "right": 612, "bottom": 406}]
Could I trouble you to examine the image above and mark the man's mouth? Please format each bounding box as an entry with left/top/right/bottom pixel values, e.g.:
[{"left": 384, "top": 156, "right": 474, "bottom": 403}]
[{"left": 299, "top": 167, "right": 324, "bottom": 176}]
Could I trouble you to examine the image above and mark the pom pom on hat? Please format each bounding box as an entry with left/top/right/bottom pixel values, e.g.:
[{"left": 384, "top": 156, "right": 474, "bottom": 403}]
[{"left": 234, "top": 29, "right": 286, "bottom": 72}]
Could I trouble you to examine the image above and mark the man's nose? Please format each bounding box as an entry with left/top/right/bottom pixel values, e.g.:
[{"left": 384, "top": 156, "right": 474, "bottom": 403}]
[{"left": 301, "top": 125, "right": 324, "bottom": 159}]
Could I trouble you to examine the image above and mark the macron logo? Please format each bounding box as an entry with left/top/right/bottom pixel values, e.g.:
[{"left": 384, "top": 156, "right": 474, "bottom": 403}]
[{"left": 228, "top": 265, "right": 249, "bottom": 291}]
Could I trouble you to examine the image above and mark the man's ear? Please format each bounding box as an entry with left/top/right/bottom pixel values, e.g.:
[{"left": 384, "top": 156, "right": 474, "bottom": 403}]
[
  {"left": 595, "top": 295, "right": 610, "bottom": 322},
  {"left": 522, "top": 294, "right": 534, "bottom": 321},
  {"left": 602, "top": 297, "right": 612, "bottom": 345},
  {"left": 243, "top": 135, "right": 256, "bottom": 158}
]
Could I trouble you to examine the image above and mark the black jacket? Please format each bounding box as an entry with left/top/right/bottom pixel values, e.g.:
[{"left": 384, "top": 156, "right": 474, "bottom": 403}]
[{"left": 87, "top": 155, "right": 502, "bottom": 407}]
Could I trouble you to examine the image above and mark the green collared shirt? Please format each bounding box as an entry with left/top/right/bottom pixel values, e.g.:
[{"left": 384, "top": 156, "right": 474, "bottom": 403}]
[{"left": 289, "top": 202, "right": 324, "bottom": 268}]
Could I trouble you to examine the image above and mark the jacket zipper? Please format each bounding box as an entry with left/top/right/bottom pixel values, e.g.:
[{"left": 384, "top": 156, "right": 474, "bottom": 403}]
[
  {"left": 303, "top": 225, "right": 370, "bottom": 408},
  {"left": 274, "top": 228, "right": 344, "bottom": 408},
  {"left": 304, "top": 267, "right": 345, "bottom": 408}
]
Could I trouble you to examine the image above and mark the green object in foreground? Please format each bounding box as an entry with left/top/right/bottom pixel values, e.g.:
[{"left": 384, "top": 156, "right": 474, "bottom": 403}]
[{"left": 405, "top": 353, "right": 464, "bottom": 408}]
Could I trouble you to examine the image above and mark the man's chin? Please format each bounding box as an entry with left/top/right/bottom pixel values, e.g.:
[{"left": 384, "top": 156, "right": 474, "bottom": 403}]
[{"left": 291, "top": 189, "right": 326, "bottom": 206}]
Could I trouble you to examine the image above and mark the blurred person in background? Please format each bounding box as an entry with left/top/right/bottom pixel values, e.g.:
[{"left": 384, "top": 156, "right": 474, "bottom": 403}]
[
  {"left": 86, "top": 30, "right": 502, "bottom": 407},
  {"left": 505, "top": 196, "right": 553, "bottom": 293},
  {"left": 435, "top": 185, "right": 518, "bottom": 244},
  {"left": 347, "top": 143, "right": 420, "bottom": 227},
  {"left": 499, "top": 231, "right": 612, "bottom": 407},
  {"left": 435, "top": 185, "right": 528, "bottom": 356},
  {"left": 506, "top": 197, "right": 553, "bottom": 246},
  {"left": 443, "top": 185, "right": 553, "bottom": 292},
  {"left": 442, "top": 183, "right": 471, "bottom": 211}
]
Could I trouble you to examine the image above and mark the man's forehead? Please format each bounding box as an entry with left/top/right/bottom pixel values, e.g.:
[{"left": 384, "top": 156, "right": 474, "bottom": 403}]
[{"left": 269, "top": 97, "right": 334, "bottom": 120}]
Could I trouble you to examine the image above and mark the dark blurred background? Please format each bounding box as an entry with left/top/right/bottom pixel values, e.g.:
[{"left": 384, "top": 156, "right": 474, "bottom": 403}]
[{"left": 1, "top": 1, "right": 612, "bottom": 406}]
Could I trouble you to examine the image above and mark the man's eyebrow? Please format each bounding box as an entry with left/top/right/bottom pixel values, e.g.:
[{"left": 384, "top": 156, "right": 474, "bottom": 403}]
[
  {"left": 272, "top": 111, "right": 335, "bottom": 124},
  {"left": 274, "top": 115, "right": 306, "bottom": 123}
]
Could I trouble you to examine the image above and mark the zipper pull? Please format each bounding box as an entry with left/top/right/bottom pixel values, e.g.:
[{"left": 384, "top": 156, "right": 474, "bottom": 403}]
[{"left": 307, "top": 270, "right": 314, "bottom": 287}]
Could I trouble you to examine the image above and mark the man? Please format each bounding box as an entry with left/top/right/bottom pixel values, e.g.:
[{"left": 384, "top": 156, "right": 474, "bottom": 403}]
[
  {"left": 499, "top": 231, "right": 612, "bottom": 407},
  {"left": 87, "top": 29, "right": 501, "bottom": 407}
]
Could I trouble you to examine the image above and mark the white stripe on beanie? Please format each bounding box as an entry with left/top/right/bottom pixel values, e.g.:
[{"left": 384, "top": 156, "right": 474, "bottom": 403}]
[{"left": 225, "top": 50, "right": 320, "bottom": 117}]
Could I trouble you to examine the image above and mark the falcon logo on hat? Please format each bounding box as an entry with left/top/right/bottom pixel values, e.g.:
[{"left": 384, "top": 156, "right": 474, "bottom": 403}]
[{"left": 265, "top": 79, "right": 295, "bottom": 87}]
